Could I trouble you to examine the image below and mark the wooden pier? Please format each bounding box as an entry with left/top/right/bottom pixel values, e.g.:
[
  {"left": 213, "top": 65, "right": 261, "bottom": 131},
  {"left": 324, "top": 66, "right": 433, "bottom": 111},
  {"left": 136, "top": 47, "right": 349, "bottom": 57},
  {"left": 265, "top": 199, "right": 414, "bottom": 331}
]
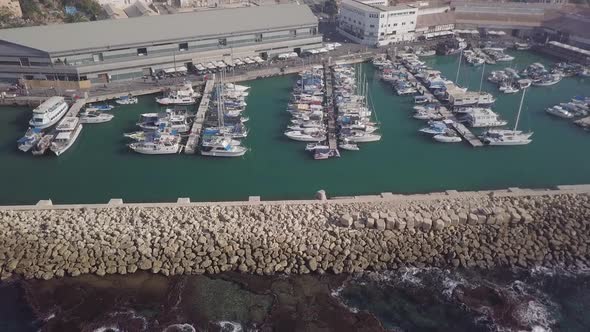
[
  {"left": 185, "top": 78, "right": 215, "bottom": 154},
  {"left": 398, "top": 63, "right": 483, "bottom": 147},
  {"left": 324, "top": 63, "right": 338, "bottom": 150}
]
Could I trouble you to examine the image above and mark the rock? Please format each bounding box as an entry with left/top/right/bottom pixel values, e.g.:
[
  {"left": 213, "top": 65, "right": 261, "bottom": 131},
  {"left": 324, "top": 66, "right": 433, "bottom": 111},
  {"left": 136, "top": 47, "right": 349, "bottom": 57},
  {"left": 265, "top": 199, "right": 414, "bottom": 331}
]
[
  {"left": 315, "top": 190, "right": 327, "bottom": 201},
  {"left": 395, "top": 219, "right": 406, "bottom": 231},
  {"left": 468, "top": 213, "right": 479, "bottom": 225},
  {"left": 458, "top": 212, "right": 468, "bottom": 224},
  {"left": 366, "top": 218, "right": 375, "bottom": 229},
  {"left": 308, "top": 258, "right": 318, "bottom": 271},
  {"left": 433, "top": 219, "right": 445, "bottom": 231},
  {"left": 353, "top": 221, "right": 365, "bottom": 229},
  {"left": 376, "top": 219, "right": 386, "bottom": 231},
  {"left": 340, "top": 214, "right": 353, "bottom": 227},
  {"left": 421, "top": 219, "right": 432, "bottom": 232},
  {"left": 386, "top": 217, "right": 396, "bottom": 230}
]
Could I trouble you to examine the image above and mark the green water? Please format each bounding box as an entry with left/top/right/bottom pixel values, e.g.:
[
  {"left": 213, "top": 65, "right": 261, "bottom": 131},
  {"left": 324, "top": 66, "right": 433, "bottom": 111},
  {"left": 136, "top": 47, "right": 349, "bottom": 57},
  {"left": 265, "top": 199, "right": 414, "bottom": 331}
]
[{"left": 0, "top": 51, "right": 588, "bottom": 205}]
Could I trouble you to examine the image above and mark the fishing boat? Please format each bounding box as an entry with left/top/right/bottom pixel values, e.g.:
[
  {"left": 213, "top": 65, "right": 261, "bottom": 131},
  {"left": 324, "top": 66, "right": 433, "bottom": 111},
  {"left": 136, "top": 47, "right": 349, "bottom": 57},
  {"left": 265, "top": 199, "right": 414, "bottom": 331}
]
[
  {"left": 17, "top": 127, "right": 43, "bottom": 152},
  {"left": 115, "top": 95, "right": 138, "bottom": 105},
  {"left": 50, "top": 117, "right": 83, "bottom": 156},
  {"left": 546, "top": 106, "right": 574, "bottom": 119},
  {"left": 79, "top": 109, "right": 114, "bottom": 124},
  {"left": 28, "top": 96, "right": 69, "bottom": 129},
  {"left": 32, "top": 134, "right": 54, "bottom": 156}
]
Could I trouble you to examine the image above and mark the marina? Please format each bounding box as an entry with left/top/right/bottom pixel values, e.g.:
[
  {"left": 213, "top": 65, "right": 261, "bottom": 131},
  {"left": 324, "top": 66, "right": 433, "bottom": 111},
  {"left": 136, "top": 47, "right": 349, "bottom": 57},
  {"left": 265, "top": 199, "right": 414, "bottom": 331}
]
[{"left": 0, "top": 50, "right": 588, "bottom": 204}]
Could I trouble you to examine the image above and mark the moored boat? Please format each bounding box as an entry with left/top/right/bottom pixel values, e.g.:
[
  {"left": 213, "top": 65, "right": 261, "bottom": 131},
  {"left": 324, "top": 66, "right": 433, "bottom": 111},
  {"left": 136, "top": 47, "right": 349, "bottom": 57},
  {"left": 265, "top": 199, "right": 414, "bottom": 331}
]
[
  {"left": 28, "top": 96, "right": 69, "bottom": 129},
  {"left": 17, "top": 127, "right": 43, "bottom": 152},
  {"left": 50, "top": 117, "right": 83, "bottom": 156}
]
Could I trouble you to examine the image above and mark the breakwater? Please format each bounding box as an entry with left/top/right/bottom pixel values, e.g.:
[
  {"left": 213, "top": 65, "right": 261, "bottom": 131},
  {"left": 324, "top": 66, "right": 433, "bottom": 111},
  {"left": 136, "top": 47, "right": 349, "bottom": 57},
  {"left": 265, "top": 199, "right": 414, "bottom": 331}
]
[{"left": 1, "top": 185, "right": 589, "bottom": 281}]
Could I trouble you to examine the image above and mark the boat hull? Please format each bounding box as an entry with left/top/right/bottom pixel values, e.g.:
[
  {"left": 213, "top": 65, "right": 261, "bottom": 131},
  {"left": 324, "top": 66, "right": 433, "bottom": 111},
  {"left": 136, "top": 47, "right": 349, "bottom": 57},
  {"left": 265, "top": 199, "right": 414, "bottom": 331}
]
[{"left": 51, "top": 124, "right": 83, "bottom": 156}]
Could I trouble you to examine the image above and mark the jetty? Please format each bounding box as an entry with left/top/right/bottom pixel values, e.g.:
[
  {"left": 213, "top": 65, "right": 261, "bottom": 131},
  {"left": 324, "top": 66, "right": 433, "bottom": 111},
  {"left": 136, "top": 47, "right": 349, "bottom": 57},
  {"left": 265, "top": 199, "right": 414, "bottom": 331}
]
[
  {"left": 185, "top": 78, "right": 215, "bottom": 154},
  {"left": 324, "top": 63, "right": 338, "bottom": 151},
  {"left": 398, "top": 62, "right": 483, "bottom": 147},
  {"left": 66, "top": 98, "right": 87, "bottom": 117}
]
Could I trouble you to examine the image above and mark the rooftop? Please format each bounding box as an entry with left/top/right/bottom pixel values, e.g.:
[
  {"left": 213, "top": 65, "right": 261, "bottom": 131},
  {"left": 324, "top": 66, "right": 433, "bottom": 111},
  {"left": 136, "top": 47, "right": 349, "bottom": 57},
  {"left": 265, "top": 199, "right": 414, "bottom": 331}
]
[
  {"left": 0, "top": 4, "right": 317, "bottom": 54},
  {"left": 341, "top": 0, "right": 413, "bottom": 13},
  {"left": 416, "top": 11, "right": 455, "bottom": 28}
]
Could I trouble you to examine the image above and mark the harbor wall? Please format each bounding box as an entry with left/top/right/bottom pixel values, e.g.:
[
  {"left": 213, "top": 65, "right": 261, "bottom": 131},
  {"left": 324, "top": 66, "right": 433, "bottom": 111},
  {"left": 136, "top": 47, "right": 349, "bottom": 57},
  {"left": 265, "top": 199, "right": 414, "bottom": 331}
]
[{"left": 0, "top": 185, "right": 589, "bottom": 280}]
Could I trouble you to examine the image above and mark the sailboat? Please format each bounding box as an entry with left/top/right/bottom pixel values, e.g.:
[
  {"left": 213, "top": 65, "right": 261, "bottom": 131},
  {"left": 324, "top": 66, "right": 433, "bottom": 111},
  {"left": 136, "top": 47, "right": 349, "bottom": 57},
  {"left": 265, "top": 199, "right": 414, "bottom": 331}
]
[{"left": 481, "top": 88, "right": 533, "bottom": 146}]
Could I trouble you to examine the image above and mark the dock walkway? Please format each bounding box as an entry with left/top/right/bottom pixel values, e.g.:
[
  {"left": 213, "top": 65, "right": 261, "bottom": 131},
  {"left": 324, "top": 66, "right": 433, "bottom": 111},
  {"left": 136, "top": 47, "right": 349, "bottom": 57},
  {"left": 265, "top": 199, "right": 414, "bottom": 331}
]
[
  {"left": 398, "top": 63, "right": 483, "bottom": 147},
  {"left": 324, "top": 63, "right": 338, "bottom": 150},
  {"left": 66, "top": 98, "right": 87, "bottom": 117},
  {"left": 185, "top": 79, "right": 215, "bottom": 154}
]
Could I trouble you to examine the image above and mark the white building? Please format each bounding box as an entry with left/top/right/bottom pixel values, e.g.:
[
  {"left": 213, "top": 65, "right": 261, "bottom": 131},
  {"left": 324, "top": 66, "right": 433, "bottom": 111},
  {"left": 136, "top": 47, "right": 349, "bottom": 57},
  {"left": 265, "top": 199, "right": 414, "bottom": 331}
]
[{"left": 338, "top": 0, "right": 418, "bottom": 46}]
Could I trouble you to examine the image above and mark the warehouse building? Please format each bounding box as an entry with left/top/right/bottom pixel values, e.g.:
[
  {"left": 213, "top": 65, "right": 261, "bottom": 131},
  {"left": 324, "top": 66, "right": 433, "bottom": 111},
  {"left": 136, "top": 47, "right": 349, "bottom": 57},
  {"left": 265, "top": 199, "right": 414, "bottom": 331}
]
[{"left": 0, "top": 4, "right": 322, "bottom": 87}]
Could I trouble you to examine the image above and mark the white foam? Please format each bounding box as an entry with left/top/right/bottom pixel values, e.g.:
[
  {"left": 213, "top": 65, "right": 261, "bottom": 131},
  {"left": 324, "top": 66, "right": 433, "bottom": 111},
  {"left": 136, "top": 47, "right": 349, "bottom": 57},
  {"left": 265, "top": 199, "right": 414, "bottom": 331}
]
[
  {"left": 515, "top": 300, "right": 555, "bottom": 332},
  {"left": 217, "top": 321, "right": 243, "bottom": 332},
  {"left": 330, "top": 284, "right": 359, "bottom": 313},
  {"left": 93, "top": 326, "right": 120, "bottom": 332},
  {"left": 163, "top": 323, "right": 196, "bottom": 332}
]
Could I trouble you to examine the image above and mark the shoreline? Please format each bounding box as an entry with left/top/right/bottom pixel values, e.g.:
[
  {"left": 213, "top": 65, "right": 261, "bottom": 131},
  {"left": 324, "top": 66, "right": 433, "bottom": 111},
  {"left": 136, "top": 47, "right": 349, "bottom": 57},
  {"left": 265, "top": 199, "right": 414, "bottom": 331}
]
[{"left": 1, "top": 184, "right": 589, "bottom": 281}]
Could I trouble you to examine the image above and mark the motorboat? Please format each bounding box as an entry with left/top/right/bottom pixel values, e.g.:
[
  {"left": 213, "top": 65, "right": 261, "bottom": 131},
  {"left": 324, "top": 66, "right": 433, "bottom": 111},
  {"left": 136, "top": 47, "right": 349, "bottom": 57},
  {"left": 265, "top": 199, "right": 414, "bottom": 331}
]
[
  {"left": 17, "top": 127, "right": 43, "bottom": 152},
  {"left": 414, "top": 110, "right": 443, "bottom": 121},
  {"left": 224, "top": 83, "right": 249, "bottom": 92},
  {"left": 200, "top": 144, "right": 247, "bottom": 157},
  {"left": 128, "top": 134, "right": 181, "bottom": 154},
  {"left": 340, "top": 131, "right": 381, "bottom": 143},
  {"left": 28, "top": 96, "right": 69, "bottom": 129},
  {"left": 86, "top": 104, "right": 114, "bottom": 112},
  {"left": 284, "top": 130, "right": 325, "bottom": 142},
  {"left": 482, "top": 88, "right": 533, "bottom": 146},
  {"left": 79, "top": 109, "right": 114, "bottom": 124},
  {"left": 419, "top": 121, "right": 448, "bottom": 135},
  {"left": 305, "top": 143, "right": 330, "bottom": 151},
  {"left": 461, "top": 108, "right": 508, "bottom": 128},
  {"left": 533, "top": 74, "right": 561, "bottom": 87},
  {"left": 201, "top": 136, "right": 242, "bottom": 147},
  {"left": 546, "top": 106, "right": 574, "bottom": 119},
  {"left": 156, "top": 83, "right": 198, "bottom": 105},
  {"left": 50, "top": 117, "right": 83, "bottom": 156},
  {"left": 31, "top": 134, "right": 54, "bottom": 156},
  {"left": 514, "top": 42, "right": 531, "bottom": 50},
  {"left": 433, "top": 133, "right": 462, "bottom": 143},
  {"left": 338, "top": 140, "right": 360, "bottom": 151},
  {"left": 137, "top": 112, "right": 191, "bottom": 133},
  {"left": 502, "top": 85, "right": 519, "bottom": 94},
  {"left": 314, "top": 148, "right": 340, "bottom": 160},
  {"left": 115, "top": 95, "right": 138, "bottom": 105}
]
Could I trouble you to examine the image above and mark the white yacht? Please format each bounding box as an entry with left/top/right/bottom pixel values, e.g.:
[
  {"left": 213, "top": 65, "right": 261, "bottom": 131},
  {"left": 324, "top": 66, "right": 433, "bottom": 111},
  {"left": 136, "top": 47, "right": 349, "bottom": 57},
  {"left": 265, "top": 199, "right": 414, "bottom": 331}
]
[
  {"left": 340, "top": 132, "right": 381, "bottom": 143},
  {"left": 137, "top": 112, "right": 191, "bottom": 133},
  {"left": 305, "top": 143, "right": 330, "bottom": 151},
  {"left": 462, "top": 108, "right": 508, "bottom": 128},
  {"left": 50, "top": 117, "right": 83, "bottom": 156},
  {"left": 29, "top": 96, "right": 69, "bottom": 129},
  {"left": 156, "top": 83, "right": 198, "bottom": 105},
  {"left": 284, "top": 130, "right": 325, "bottom": 142},
  {"left": 79, "top": 109, "right": 114, "bottom": 124},
  {"left": 17, "top": 127, "right": 43, "bottom": 152},
  {"left": 433, "top": 133, "right": 462, "bottom": 143},
  {"left": 201, "top": 136, "right": 242, "bottom": 147},
  {"left": 546, "top": 106, "right": 574, "bottom": 119},
  {"left": 128, "top": 134, "right": 181, "bottom": 154},
  {"left": 451, "top": 92, "right": 496, "bottom": 107},
  {"left": 200, "top": 144, "right": 248, "bottom": 157},
  {"left": 115, "top": 95, "right": 138, "bottom": 105},
  {"left": 338, "top": 140, "right": 360, "bottom": 151}
]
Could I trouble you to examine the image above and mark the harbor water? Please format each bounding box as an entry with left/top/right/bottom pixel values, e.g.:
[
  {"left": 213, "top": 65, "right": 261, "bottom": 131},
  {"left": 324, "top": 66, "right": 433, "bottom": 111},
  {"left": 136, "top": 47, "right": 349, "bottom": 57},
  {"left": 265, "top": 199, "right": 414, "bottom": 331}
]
[{"left": 0, "top": 51, "right": 589, "bottom": 204}]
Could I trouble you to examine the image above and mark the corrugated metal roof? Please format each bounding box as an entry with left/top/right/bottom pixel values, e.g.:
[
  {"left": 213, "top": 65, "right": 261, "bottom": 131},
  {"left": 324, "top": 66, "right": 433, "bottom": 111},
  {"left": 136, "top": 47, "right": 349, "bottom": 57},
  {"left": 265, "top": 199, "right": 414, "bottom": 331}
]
[
  {"left": 0, "top": 4, "right": 317, "bottom": 54},
  {"left": 416, "top": 11, "right": 455, "bottom": 28}
]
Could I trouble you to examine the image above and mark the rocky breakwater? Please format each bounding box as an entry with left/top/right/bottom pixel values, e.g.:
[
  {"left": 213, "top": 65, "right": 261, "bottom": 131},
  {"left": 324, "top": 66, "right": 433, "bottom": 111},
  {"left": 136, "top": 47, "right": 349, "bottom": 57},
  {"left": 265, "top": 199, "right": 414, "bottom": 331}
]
[{"left": 0, "top": 193, "right": 589, "bottom": 280}]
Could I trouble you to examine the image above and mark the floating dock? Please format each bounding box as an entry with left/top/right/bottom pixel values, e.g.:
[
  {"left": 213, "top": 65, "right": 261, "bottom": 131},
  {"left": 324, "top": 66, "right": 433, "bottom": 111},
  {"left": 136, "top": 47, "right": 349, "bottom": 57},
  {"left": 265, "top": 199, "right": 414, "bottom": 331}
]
[
  {"left": 185, "top": 78, "right": 215, "bottom": 154},
  {"left": 398, "top": 63, "right": 483, "bottom": 147}
]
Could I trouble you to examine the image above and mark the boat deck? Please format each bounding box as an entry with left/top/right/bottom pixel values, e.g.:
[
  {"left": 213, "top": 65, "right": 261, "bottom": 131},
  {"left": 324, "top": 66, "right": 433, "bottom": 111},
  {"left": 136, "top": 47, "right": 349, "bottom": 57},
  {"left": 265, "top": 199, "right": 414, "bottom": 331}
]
[
  {"left": 66, "top": 98, "right": 87, "bottom": 117},
  {"left": 324, "top": 63, "right": 338, "bottom": 151},
  {"left": 185, "top": 79, "right": 214, "bottom": 154},
  {"left": 398, "top": 64, "right": 484, "bottom": 147}
]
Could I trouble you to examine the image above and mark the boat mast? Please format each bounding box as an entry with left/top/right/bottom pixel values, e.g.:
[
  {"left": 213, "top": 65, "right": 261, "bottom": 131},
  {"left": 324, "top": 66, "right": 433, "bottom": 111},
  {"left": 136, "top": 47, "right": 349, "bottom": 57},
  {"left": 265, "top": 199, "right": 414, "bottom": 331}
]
[
  {"left": 455, "top": 48, "right": 463, "bottom": 84},
  {"left": 513, "top": 87, "right": 527, "bottom": 132},
  {"left": 476, "top": 62, "right": 485, "bottom": 107}
]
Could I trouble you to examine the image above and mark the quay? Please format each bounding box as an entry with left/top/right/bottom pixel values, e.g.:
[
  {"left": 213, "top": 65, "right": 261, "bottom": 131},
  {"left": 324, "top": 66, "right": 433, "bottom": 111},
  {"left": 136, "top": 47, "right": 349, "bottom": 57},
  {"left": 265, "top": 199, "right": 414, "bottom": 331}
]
[
  {"left": 185, "top": 79, "right": 215, "bottom": 154},
  {"left": 397, "top": 61, "right": 484, "bottom": 147},
  {"left": 324, "top": 63, "right": 338, "bottom": 151}
]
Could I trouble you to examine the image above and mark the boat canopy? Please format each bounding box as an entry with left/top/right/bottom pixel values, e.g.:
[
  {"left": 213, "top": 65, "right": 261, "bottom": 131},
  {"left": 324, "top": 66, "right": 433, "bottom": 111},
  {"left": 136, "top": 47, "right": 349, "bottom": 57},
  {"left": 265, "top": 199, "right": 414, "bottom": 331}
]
[{"left": 162, "top": 66, "right": 187, "bottom": 74}]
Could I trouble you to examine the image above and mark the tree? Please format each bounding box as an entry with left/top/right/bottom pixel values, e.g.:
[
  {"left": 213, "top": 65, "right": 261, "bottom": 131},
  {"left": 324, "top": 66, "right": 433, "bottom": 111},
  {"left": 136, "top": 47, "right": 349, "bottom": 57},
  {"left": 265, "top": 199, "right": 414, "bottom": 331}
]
[{"left": 324, "top": 0, "right": 338, "bottom": 20}]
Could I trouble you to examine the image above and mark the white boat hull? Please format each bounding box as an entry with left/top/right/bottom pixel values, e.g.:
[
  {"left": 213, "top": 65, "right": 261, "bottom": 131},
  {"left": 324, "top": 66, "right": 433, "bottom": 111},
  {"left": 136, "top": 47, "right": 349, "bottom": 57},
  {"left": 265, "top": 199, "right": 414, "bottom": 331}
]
[
  {"left": 29, "top": 102, "right": 69, "bottom": 129},
  {"left": 433, "top": 134, "right": 462, "bottom": 143},
  {"left": 129, "top": 143, "right": 180, "bottom": 154},
  {"left": 79, "top": 114, "right": 114, "bottom": 124},
  {"left": 51, "top": 124, "right": 83, "bottom": 156}
]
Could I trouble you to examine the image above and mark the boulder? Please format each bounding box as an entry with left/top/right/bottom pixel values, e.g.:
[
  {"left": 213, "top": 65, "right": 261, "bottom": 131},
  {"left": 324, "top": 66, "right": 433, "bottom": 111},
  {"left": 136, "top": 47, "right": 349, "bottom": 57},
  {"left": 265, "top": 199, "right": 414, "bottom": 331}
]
[
  {"left": 340, "top": 214, "right": 353, "bottom": 227},
  {"left": 433, "top": 219, "right": 445, "bottom": 231},
  {"left": 376, "top": 219, "right": 386, "bottom": 231},
  {"left": 421, "top": 218, "right": 432, "bottom": 232},
  {"left": 366, "top": 218, "right": 375, "bottom": 229}
]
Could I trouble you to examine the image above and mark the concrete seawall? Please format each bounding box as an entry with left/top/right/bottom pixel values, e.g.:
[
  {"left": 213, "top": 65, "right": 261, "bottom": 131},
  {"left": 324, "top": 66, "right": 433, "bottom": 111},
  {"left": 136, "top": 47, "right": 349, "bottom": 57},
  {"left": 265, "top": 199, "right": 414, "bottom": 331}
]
[{"left": 1, "top": 185, "right": 589, "bottom": 280}]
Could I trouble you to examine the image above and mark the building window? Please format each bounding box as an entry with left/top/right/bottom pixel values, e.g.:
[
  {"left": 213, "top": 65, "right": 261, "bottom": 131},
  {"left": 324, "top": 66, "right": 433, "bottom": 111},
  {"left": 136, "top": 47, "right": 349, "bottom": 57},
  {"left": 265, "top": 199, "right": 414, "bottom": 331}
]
[
  {"left": 410, "top": 21, "right": 414, "bottom": 24},
  {"left": 370, "top": 24, "right": 374, "bottom": 28},
  {"left": 137, "top": 48, "right": 148, "bottom": 56},
  {"left": 19, "top": 58, "right": 30, "bottom": 67},
  {"left": 24, "top": 74, "right": 34, "bottom": 80},
  {"left": 92, "top": 53, "right": 103, "bottom": 62},
  {"left": 290, "top": 29, "right": 297, "bottom": 36},
  {"left": 179, "top": 43, "right": 188, "bottom": 51},
  {"left": 218, "top": 38, "right": 227, "bottom": 46},
  {"left": 255, "top": 33, "right": 263, "bottom": 42},
  {"left": 394, "top": 23, "right": 398, "bottom": 26},
  {"left": 402, "top": 22, "right": 406, "bottom": 25}
]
